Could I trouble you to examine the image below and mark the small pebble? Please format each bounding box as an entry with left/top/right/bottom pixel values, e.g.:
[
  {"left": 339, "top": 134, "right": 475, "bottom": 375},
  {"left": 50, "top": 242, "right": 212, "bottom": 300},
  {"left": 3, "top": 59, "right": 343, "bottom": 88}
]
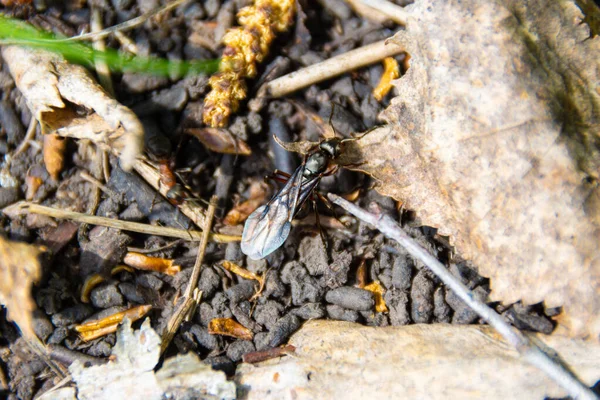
[
  {"left": 433, "top": 287, "right": 451, "bottom": 323},
  {"left": 32, "top": 310, "right": 53, "bottom": 342},
  {"left": 253, "top": 301, "right": 284, "bottom": 330},
  {"left": 189, "top": 325, "right": 219, "bottom": 351},
  {"left": 291, "top": 303, "right": 326, "bottom": 320},
  {"left": 391, "top": 256, "right": 412, "bottom": 290},
  {"left": 226, "top": 340, "right": 255, "bottom": 362},
  {"left": 385, "top": 289, "right": 410, "bottom": 326},
  {"left": 0, "top": 187, "right": 21, "bottom": 208},
  {"left": 203, "top": 356, "right": 235, "bottom": 376},
  {"left": 226, "top": 280, "right": 256, "bottom": 303},
  {"left": 91, "top": 283, "right": 125, "bottom": 308},
  {"left": 446, "top": 286, "right": 488, "bottom": 324},
  {"left": 198, "top": 267, "right": 221, "bottom": 299},
  {"left": 47, "top": 327, "right": 69, "bottom": 345},
  {"left": 51, "top": 304, "right": 94, "bottom": 327},
  {"left": 136, "top": 274, "right": 164, "bottom": 291},
  {"left": 118, "top": 282, "right": 145, "bottom": 304},
  {"left": 326, "top": 304, "right": 359, "bottom": 322},
  {"left": 410, "top": 269, "right": 435, "bottom": 323},
  {"left": 325, "top": 287, "right": 374, "bottom": 311},
  {"left": 267, "top": 314, "right": 301, "bottom": 347}
]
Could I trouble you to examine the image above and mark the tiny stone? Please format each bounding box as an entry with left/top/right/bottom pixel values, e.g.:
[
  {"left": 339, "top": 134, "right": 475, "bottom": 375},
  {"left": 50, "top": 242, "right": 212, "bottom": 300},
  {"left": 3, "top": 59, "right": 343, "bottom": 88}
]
[
  {"left": 198, "top": 302, "right": 215, "bottom": 327},
  {"left": 189, "top": 325, "right": 219, "bottom": 350},
  {"left": 267, "top": 314, "right": 301, "bottom": 348},
  {"left": 86, "top": 341, "right": 112, "bottom": 358},
  {"left": 226, "top": 280, "right": 256, "bottom": 303},
  {"left": 211, "top": 292, "right": 233, "bottom": 319},
  {"left": 280, "top": 261, "right": 307, "bottom": 284},
  {"left": 446, "top": 286, "right": 488, "bottom": 324},
  {"left": 410, "top": 269, "right": 435, "bottom": 323},
  {"left": 292, "top": 303, "right": 326, "bottom": 320},
  {"left": 90, "top": 283, "right": 124, "bottom": 308},
  {"left": 262, "top": 270, "right": 286, "bottom": 299},
  {"left": 253, "top": 301, "right": 284, "bottom": 330},
  {"left": 433, "top": 287, "right": 451, "bottom": 323},
  {"left": 0, "top": 187, "right": 21, "bottom": 208},
  {"left": 32, "top": 310, "right": 53, "bottom": 342},
  {"left": 198, "top": 267, "right": 220, "bottom": 299},
  {"left": 47, "top": 327, "right": 69, "bottom": 345},
  {"left": 247, "top": 111, "right": 263, "bottom": 134},
  {"left": 246, "top": 257, "right": 268, "bottom": 275},
  {"left": 136, "top": 274, "right": 164, "bottom": 290},
  {"left": 225, "top": 242, "right": 244, "bottom": 264},
  {"left": 326, "top": 304, "right": 359, "bottom": 322},
  {"left": 204, "top": 356, "right": 235, "bottom": 376},
  {"left": 385, "top": 289, "right": 410, "bottom": 326},
  {"left": 253, "top": 331, "right": 270, "bottom": 351},
  {"left": 118, "top": 282, "right": 145, "bottom": 304},
  {"left": 392, "top": 256, "right": 412, "bottom": 290},
  {"left": 505, "top": 309, "right": 554, "bottom": 334},
  {"left": 298, "top": 236, "right": 329, "bottom": 276},
  {"left": 323, "top": 250, "right": 352, "bottom": 288},
  {"left": 325, "top": 287, "right": 374, "bottom": 311},
  {"left": 226, "top": 340, "right": 255, "bottom": 362},
  {"left": 290, "top": 276, "right": 324, "bottom": 305},
  {"left": 52, "top": 304, "right": 94, "bottom": 327}
]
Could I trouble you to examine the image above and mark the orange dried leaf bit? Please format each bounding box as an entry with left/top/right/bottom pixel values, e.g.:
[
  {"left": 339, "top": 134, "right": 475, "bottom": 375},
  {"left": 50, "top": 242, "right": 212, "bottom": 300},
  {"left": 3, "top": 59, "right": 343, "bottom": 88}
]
[
  {"left": 43, "top": 133, "right": 66, "bottom": 180},
  {"left": 355, "top": 258, "right": 368, "bottom": 289},
  {"left": 373, "top": 57, "right": 400, "bottom": 102},
  {"left": 123, "top": 252, "right": 181, "bottom": 275},
  {"left": 75, "top": 304, "right": 152, "bottom": 341},
  {"left": 223, "top": 182, "right": 268, "bottom": 225},
  {"left": 80, "top": 274, "right": 106, "bottom": 303},
  {"left": 203, "top": 0, "right": 295, "bottom": 127},
  {"left": 208, "top": 318, "right": 253, "bottom": 340},
  {"left": 364, "top": 281, "right": 389, "bottom": 313}
]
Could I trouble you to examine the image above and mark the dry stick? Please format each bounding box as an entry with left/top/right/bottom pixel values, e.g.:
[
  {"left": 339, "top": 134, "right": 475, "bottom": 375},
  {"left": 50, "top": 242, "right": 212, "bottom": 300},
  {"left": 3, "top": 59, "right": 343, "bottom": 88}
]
[
  {"left": 133, "top": 159, "right": 207, "bottom": 228},
  {"left": 357, "top": 0, "right": 409, "bottom": 25},
  {"left": 62, "top": 0, "right": 189, "bottom": 42},
  {"left": 3, "top": 201, "right": 240, "bottom": 243},
  {"left": 161, "top": 195, "right": 218, "bottom": 353},
  {"left": 327, "top": 193, "right": 598, "bottom": 400},
  {"left": 265, "top": 39, "right": 404, "bottom": 98},
  {"left": 11, "top": 115, "right": 37, "bottom": 160}
]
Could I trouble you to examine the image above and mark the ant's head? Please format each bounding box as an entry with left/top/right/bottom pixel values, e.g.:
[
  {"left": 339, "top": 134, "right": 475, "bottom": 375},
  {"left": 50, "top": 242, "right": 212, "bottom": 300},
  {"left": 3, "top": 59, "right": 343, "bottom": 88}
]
[{"left": 319, "top": 138, "right": 343, "bottom": 159}]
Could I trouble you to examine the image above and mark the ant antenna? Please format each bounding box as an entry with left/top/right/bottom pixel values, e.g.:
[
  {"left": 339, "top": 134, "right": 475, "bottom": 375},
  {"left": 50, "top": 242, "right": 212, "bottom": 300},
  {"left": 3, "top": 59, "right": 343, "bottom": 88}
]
[{"left": 327, "top": 103, "right": 339, "bottom": 138}]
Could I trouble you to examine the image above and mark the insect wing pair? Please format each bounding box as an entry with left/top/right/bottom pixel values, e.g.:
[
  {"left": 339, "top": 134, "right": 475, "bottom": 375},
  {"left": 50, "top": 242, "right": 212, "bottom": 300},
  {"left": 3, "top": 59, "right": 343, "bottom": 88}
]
[{"left": 241, "top": 163, "right": 320, "bottom": 260}]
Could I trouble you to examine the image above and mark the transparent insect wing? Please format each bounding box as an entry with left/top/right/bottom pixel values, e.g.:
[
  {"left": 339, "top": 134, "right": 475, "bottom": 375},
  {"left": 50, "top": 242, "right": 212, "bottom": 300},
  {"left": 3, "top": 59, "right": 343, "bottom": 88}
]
[{"left": 241, "top": 167, "right": 305, "bottom": 260}]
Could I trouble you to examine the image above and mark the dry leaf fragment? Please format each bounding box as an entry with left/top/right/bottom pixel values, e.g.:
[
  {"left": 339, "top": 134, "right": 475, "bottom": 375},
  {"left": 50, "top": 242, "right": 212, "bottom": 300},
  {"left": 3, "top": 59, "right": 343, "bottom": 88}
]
[
  {"left": 364, "top": 281, "right": 389, "bottom": 313},
  {"left": 236, "top": 320, "right": 600, "bottom": 399},
  {"left": 373, "top": 56, "right": 400, "bottom": 101},
  {"left": 348, "top": 0, "right": 600, "bottom": 338},
  {"left": 221, "top": 261, "right": 263, "bottom": 284},
  {"left": 1, "top": 46, "right": 143, "bottom": 170},
  {"left": 185, "top": 128, "right": 252, "bottom": 155},
  {"left": 208, "top": 317, "right": 254, "bottom": 340},
  {"left": 0, "top": 236, "right": 43, "bottom": 339},
  {"left": 75, "top": 304, "right": 152, "bottom": 341},
  {"left": 80, "top": 274, "right": 106, "bottom": 303},
  {"left": 123, "top": 252, "right": 181, "bottom": 275},
  {"left": 223, "top": 182, "right": 269, "bottom": 225}
]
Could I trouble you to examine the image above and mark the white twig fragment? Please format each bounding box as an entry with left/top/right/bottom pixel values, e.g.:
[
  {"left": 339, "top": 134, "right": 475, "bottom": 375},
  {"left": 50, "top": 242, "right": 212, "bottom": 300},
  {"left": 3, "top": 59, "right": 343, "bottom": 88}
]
[
  {"left": 265, "top": 39, "right": 404, "bottom": 98},
  {"left": 357, "top": 0, "right": 409, "bottom": 25},
  {"left": 327, "top": 193, "right": 599, "bottom": 400}
]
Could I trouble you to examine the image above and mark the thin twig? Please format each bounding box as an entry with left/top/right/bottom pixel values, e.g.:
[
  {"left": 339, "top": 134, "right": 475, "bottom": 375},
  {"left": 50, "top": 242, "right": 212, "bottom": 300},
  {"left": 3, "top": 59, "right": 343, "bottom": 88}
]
[
  {"left": 327, "top": 193, "right": 598, "bottom": 400},
  {"left": 61, "top": 0, "right": 189, "bottom": 43},
  {"left": 133, "top": 158, "right": 207, "bottom": 228},
  {"left": 185, "top": 195, "right": 218, "bottom": 298},
  {"left": 127, "top": 239, "right": 183, "bottom": 254},
  {"left": 356, "top": 0, "right": 409, "bottom": 25},
  {"left": 161, "top": 195, "right": 218, "bottom": 353},
  {"left": 79, "top": 171, "right": 118, "bottom": 199},
  {"left": 11, "top": 115, "right": 37, "bottom": 160},
  {"left": 3, "top": 201, "right": 240, "bottom": 243},
  {"left": 265, "top": 39, "right": 404, "bottom": 98}
]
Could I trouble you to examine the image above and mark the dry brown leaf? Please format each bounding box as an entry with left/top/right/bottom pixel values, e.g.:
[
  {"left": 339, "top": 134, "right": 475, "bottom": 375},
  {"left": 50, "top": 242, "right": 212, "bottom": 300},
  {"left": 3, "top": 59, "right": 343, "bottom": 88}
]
[
  {"left": 185, "top": 127, "right": 252, "bottom": 155},
  {"left": 345, "top": 0, "right": 600, "bottom": 338},
  {"left": 236, "top": 320, "right": 600, "bottom": 399},
  {"left": 0, "top": 236, "right": 43, "bottom": 339},
  {"left": 1, "top": 46, "right": 143, "bottom": 170},
  {"left": 75, "top": 305, "right": 152, "bottom": 341}
]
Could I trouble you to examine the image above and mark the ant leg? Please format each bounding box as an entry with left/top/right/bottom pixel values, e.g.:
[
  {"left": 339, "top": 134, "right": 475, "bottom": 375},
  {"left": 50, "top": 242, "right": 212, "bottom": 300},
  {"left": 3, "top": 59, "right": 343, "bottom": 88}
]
[
  {"left": 312, "top": 197, "right": 329, "bottom": 252},
  {"left": 265, "top": 169, "right": 291, "bottom": 184},
  {"left": 315, "top": 191, "right": 348, "bottom": 228}
]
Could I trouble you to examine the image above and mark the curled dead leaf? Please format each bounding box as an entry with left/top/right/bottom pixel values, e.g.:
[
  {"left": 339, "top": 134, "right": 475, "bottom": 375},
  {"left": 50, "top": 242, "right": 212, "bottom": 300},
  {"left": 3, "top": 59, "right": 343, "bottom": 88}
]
[
  {"left": 185, "top": 128, "right": 252, "bottom": 155},
  {"left": 208, "top": 318, "right": 253, "bottom": 340},
  {"left": 1, "top": 46, "right": 143, "bottom": 170},
  {"left": 272, "top": 134, "right": 317, "bottom": 155},
  {"left": 0, "top": 236, "right": 43, "bottom": 339}
]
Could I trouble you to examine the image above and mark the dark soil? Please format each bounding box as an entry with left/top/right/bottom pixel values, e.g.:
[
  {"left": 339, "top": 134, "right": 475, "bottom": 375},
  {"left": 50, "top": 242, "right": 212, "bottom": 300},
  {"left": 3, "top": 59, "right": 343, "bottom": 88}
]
[{"left": 0, "top": 1, "right": 557, "bottom": 399}]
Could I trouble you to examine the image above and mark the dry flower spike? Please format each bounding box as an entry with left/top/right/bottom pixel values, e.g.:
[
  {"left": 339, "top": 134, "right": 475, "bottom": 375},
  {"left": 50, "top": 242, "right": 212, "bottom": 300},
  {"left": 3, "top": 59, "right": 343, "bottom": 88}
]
[{"left": 203, "top": 0, "right": 295, "bottom": 127}]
